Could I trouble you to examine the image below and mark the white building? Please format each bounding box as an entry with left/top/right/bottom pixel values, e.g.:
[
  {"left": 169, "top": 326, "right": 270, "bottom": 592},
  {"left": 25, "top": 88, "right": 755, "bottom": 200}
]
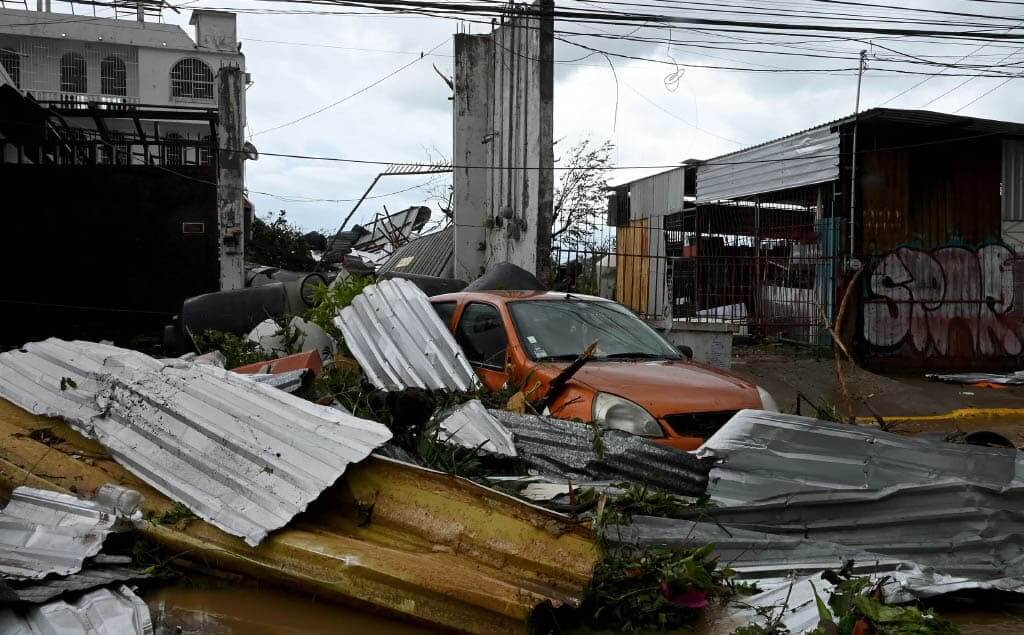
[{"left": 0, "top": 2, "right": 246, "bottom": 165}]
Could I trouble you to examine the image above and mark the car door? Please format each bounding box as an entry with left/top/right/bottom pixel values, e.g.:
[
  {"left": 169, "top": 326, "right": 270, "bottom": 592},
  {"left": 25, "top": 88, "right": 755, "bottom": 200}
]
[{"left": 453, "top": 301, "right": 509, "bottom": 391}]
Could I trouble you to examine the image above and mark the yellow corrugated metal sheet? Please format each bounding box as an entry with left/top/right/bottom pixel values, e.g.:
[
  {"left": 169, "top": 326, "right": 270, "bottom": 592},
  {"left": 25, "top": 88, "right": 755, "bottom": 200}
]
[{"left": 0, "top": 398, "right": 598, "bottom": 634}]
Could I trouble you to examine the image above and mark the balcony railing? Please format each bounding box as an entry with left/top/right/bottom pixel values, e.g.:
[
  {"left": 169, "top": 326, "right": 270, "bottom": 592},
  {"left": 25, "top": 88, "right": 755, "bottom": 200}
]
[{"left": 32, "top": 91, "right": 141, "bottom": 110}]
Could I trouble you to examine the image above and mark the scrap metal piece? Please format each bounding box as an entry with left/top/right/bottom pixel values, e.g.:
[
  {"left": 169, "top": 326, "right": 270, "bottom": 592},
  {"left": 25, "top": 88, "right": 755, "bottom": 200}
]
[
  {"left": 334, "top": 278, "right": 479, "bottom": 391},
  {"left": 437, "top": 400, "right": 517, "bottom": 457},
  {"left": 927, "top": 371, "right": 1024, "bottom": 385},
  {"left": 0, "top": 486, "right": 138, "bottom": 581},
  {"left": 0, "top": 585, "right": 153, "bottom": 635},
  {"left": 0, "top": 339, "right": 393, "bottom": 547},
  {"left": 491, "top": 409, "right": 711, "bottom": 497},
  {"left": 2, "top": 556, "right": 150, "bottom": 605},
  {"left": 243, "top": 369, "right": 312, "bottom": 394},
  {"left": 699, "top": 409, "right": 1023, "bottom": 505}
]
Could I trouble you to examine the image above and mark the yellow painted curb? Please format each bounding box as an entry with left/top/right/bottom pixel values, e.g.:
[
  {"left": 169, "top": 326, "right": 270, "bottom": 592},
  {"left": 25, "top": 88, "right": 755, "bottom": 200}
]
[{"left": 855, "top": 407, "right": 1024, "bottom": 425}]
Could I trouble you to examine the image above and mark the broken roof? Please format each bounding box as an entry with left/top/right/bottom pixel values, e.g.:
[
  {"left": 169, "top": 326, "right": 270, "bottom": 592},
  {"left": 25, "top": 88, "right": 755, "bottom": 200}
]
[
  {"left": 0, "top": 339, "right": 392, "bottom": 546},
  {"left": 335, "top": 278, "right": 479, "bottom": 392}
]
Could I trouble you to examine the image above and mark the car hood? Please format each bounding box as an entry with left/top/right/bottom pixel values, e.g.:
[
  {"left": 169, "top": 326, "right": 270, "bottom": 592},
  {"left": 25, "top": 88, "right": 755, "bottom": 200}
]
[{"left": 547, "top": 359, "right": 762, "bottom": 417}]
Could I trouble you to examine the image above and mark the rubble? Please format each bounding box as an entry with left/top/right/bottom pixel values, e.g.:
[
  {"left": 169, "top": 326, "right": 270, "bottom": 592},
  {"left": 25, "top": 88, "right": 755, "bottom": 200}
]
[
  {"left": 0, "top": 485, "right": 139, "bottom": 580},
  {"left": 0, "top": 339, "right": 392, "bottom": 546},
  {"left": 0, "top": 585, "right": 153, "bottom": 634},
  {"left": 335, "top": 278, "right": 479, "bottom": 391},
  {"left": 436, "top": 400, "right": 517, "bottom": 457},
  {"left": 491, "top": 409, "right": 711, "bottom": 497}
]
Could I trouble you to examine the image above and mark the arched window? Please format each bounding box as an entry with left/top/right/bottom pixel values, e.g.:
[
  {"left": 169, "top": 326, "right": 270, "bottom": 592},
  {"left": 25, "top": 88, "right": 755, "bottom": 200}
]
[
  {"left": 100, "top": 56, "right": 126, "bottom": 96},
  {"left": 60, "top": 52, "right": 87, "bottom": 93},
  {"left": 163, "top": 132, "right": 184, "bottom": 166},
  {"left": 170, "top": 58, "right": 213, "bottom": 100}
]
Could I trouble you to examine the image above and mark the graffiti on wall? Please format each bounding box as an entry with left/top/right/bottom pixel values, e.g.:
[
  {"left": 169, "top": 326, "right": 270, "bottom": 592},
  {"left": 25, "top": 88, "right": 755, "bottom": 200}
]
[{"left": 862, "top": 244, "right": 1023, "bottom": 357}]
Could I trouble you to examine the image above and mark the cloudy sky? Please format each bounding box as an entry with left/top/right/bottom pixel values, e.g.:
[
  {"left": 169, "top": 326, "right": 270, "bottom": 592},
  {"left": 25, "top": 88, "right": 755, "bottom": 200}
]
[{"left": 154, "top": 1, "right": 1022, "bottom": 233}]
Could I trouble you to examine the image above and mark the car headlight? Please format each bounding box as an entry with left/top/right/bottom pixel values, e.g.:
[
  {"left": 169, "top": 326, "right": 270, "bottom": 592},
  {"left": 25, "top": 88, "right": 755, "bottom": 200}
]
[
  {"left": 756, "top": 385, "right": 780, "bottom": 412},
  {"left": 592, "top": 392, "right": 664, "bottom": 437}
]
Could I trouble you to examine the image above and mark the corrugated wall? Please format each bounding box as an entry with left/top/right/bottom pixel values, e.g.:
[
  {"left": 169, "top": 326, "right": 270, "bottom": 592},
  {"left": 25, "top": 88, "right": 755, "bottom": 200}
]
[
  {"left": 696, "top": 125, "right": 840, "bottom": 202},
  {"left": 1003, "top": 140, "right": 1024, "bottom": 222},
  {"left": 627, "top": 167, "right": 685, "bottom": 219}
]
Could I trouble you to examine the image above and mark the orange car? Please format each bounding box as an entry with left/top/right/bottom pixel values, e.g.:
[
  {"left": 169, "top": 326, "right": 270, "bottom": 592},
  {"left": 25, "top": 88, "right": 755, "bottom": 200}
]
[{"left": 430, "top": 290, "right": 778, "bottom": 451}]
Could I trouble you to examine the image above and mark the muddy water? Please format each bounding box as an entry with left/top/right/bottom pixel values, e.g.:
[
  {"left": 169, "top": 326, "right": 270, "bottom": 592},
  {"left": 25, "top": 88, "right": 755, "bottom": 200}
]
[
  {"left": 143, "top": 585, "right": 1024, "bottom": 634},
  {"left": 143, "top": 587, "right": 436, "bottom": 634}
]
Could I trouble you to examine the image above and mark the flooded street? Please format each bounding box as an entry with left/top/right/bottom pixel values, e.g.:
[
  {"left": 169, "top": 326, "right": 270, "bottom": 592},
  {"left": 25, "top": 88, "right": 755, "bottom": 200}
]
[{"left": 144, "top": 586, "right": 436, "bottom": 635}]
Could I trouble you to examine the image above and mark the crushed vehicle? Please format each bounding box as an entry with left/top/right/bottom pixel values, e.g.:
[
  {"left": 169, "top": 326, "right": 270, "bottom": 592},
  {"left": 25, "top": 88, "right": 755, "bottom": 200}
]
[{"left": 429, "top": 289, "right": 778, "bottom": 450}]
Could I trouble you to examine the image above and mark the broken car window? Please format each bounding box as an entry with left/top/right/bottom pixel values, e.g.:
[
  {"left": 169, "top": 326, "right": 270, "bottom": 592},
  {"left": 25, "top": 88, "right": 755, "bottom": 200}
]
[
  {"left": 455, "top": 302, "right": 508, "bottom": 369},
  {"left": 508, "top": 300, "right": 681, "bottom": 362}
]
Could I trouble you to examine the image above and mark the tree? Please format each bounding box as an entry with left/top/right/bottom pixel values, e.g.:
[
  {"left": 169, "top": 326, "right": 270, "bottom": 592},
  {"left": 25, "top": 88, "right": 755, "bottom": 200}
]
[
  {"left": 551, "top": 137, "right": 615, "bottom": 249},
  {"left": 247, "top": 210, "right": 317, "bottom": 271}
]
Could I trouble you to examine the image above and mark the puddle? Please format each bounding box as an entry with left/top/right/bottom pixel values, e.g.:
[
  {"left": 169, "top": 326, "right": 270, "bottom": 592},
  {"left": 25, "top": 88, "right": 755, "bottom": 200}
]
[{"left": 144, "top": 586, "right": 436, "bottom": 634}]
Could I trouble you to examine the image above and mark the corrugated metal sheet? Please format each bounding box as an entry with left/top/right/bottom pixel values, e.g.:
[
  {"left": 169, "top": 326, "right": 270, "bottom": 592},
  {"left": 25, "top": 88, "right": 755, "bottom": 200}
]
[
  {"left": 0, "top": 339, "right": 393, "bottom": 547},
  {"left": 437, "top": 400, "right": 517, "bottom": 457},
  {"left": 377, "top": 227, "right": 455, "bottom": 278},
  {"left": 335, "top": 278, "right": 479, "bottom": 392},
  {"left": 2, "top": 556, "right": 149, "bottom": 605},
  {"left": 698, "top": 409, "right": 1022, "bottom": 505},
  {"left": 627, "top": 167, "right": 686, "bottom": 219},
  {"left": 696, "top": 123, "right": 840, "bottom": 202},
  {"left": 490, "top": 409, "right": 711, "bottom": 497},
  {"left": 0, "top": 486, "right": 136, "bottom": 581},
  {"left": 0, "top": 397, "right": 599, "bottom": 635},
  {"left": 1004, "top": 140, "right": 1024, "bottom": 221},
  {"left": 0, "top": 585, "right": 152, "bottom": 635}
]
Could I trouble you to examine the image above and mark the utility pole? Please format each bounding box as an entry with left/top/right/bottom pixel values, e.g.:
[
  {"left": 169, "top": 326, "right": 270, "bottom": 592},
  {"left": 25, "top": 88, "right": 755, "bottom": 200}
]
[{"left": 848, "top": 49, "right": 868, "bottom": 269}]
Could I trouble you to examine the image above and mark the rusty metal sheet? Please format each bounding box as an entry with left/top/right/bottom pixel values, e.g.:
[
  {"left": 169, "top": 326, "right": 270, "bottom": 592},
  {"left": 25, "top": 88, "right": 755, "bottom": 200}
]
[
  {"left": 1, "top": 556, "right": 150, "bottom": 605},
  {"left": 334, "top": 278, "right": 479, "bottom": 391},
  {"left": 0, "top": 485, "right": 138, "bottom": 581},
  {"left": 0, "top": 585, "right": 153, "bottom": 635},
  {"left": 0, "top": 400, "right": 597, "bottom": 635},
  {"left": 491, "top": 409, "right": 711, "bottom": 497},
  {"left": 0, "top": 339, "right": 392, "bottom": 547}
]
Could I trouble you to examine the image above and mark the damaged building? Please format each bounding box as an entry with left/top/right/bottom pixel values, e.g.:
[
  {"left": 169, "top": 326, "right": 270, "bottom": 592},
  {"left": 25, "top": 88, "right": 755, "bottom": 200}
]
[
  {"left": 609, "top": 108, "right": 1024, "bottom": 370},
  {"left": 0, "top": 1, "right": 252, "bottom": 344}
]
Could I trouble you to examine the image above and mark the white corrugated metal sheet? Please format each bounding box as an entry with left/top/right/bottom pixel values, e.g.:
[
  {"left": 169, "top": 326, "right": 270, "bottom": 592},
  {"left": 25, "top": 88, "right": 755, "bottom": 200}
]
[
  {"left": 1003, "top": 140, "right": 1024, "bottom": 221},
  {"left": 335, "top": 278, "right": 479, "bottom": 391},
  {"left": 698, "top": 409, "right": 1022, "bottom": 505},
  {"left": 0, "top": 486, "right": 137, "bottom": 581},
  {"left": 437, "top": 400, "right": 517, "bottom": 456},
  {"left": 0, "top": 585, "right": 152, "bottom": 635},
  {"left": 696, "top": 124, "right": 840, "bottom": 202},
  {"left": 627, "top": 167, "right": 686, "bottom": 219},
  {"left": 0, "top": 339, "right": 392, "bottom": 547}
]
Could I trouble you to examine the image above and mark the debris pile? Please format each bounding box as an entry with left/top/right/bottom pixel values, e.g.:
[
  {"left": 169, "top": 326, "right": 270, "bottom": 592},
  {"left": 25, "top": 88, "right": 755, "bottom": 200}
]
[
  {"left": 1, "top": 273, "right": 1021, "bottom": 633},
  {"left": 0, "top": 485, "right": 153, "bottom": 634}
]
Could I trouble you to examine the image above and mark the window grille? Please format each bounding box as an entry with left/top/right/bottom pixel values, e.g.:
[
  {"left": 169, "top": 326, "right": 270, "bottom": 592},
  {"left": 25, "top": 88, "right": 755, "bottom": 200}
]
[
  {"left": 60, "top": 52, "right": 87, "bottom": 93},
  {"left": 162, "top": 132, "right": 185, "bottom": 166},
  {"left": 0, "top": 48, "right": 19, "bottom": 87},
  {"left": 170, "top": 58, "right": 214, "bottom": 101},
  {"left": 100, "top": 56, "right": 126, "bottom": 96}
]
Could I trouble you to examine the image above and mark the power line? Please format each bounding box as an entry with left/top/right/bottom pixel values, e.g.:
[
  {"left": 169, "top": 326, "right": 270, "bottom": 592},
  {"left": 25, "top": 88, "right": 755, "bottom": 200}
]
[{"left": 252, "top": 37, "right": 448, "bottom": 135}]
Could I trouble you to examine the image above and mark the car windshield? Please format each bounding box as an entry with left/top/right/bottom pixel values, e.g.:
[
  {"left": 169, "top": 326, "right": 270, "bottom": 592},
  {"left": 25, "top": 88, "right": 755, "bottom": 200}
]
[{"left": 508, "top": 299, "right": 682, "bottom": 362}]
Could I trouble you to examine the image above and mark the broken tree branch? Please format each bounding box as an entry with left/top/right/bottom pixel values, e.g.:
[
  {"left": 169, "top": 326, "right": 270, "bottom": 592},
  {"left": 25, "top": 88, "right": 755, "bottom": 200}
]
[{"left": 533, "top": 340, "right": 598, "bottom": 413}]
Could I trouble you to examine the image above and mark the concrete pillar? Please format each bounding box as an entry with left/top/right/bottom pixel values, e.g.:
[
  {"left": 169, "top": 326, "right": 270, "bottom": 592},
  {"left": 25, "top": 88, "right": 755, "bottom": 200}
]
[
  {"left": 216, "top": 66, "right": 245, "bottom": 291},
  {"left": 453, "top": 34, "right": 493, "bottom": 281}
]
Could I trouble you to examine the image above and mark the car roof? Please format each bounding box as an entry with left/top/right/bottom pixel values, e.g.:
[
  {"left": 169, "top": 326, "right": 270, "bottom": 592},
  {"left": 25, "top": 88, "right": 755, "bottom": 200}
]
[{"left": 430, "top": 290, "right": 612, "bottom": 304}]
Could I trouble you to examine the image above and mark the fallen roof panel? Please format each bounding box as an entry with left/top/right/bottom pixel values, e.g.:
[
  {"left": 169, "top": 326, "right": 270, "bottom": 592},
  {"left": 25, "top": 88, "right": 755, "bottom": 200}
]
[
  {"left": 334, "top": 278, "right": 479, "bottom": 392},
  {"left": 698, "top": 409, "right": 1023, "bottom": 505},
  {"left": 491, "top": 409, "right": 711, "bottom": 497},
  {"left": 437, "top": 400, "right": 517, "bottom": 457},
  {"left": 0, "top": 584, "right": 153, "bottom": 635},
  {"left": 0, "top": 486, "right": 136, "bottom": 581},
  {"left": 0, "top": 339, "right": 392, "bottom": 546}
]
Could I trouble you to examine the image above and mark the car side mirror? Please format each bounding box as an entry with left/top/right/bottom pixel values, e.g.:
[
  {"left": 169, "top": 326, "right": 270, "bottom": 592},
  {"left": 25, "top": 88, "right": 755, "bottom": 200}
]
[{"left": 677, "top": 345, "right": 693, "bottom": 360}]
